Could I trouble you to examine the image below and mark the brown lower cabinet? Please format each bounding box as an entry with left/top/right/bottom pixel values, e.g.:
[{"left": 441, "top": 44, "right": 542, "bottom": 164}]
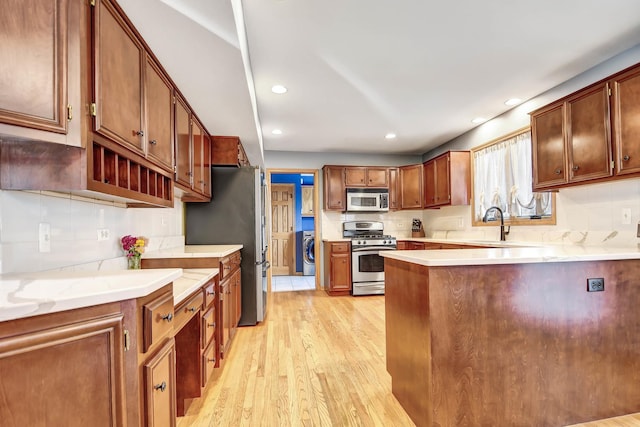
[
  {"left": 323, "top": 241, "right": 351, "bottom": 296},
  {"left": 0, "top": 284, "right": 178, "bottom": 427}
]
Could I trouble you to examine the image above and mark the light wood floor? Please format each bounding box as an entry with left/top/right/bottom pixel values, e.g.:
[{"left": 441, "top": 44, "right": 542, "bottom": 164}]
[{"left": 177, "top": 290, "right": 415, "bottom": 427}]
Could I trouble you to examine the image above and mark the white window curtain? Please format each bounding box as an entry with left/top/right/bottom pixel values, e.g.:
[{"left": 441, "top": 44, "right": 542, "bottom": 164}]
[{"left": 473, "top": 131, "right": 552, "bottom": 222}]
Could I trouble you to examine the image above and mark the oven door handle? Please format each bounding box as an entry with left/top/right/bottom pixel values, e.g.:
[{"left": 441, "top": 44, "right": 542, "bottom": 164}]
[{"left": 351, "top": 246, "right": 397, "bottom": 252}]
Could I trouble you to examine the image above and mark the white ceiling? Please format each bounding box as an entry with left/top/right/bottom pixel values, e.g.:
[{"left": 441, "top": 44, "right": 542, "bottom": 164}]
[{"left": 119, "top": 0, "right": 640, "bottom": 166}]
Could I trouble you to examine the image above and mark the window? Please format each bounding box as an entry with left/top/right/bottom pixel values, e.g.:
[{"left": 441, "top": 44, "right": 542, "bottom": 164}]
[{"left": 471, "top": 127, "right": 555, "bottom": 226}]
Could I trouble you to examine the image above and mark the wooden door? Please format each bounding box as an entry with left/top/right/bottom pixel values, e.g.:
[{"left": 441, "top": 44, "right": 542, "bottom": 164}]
[
  {"left": 566, "top": 83, "right": 612, "bottom": 183},
  {"left": 345, "top": 167, "right": 366, "bottom": 186},
  {"left": 531, "top": 103, "right": 567, "bottom": 190},
  {"left": 367, "top": 167, "right": 389, "bottom": 187},
  {"left": 0, "top": 0, "right": 67, "bottom": 133},
  {"left": 388, "top": 167, "right": 399, "bottom": 210},
  {"left": 145, "top": 55, "right": 173, "bottom": 171},
  {"left": 434, "top": 154, "right": 450, "bottom": 205},
  {"left": 399, "top": 164, "right": 423, "bottom": 209},
  {"left": 93, "top": 0, "right": 145, "bottom": 153},
  {"left": 0, "top": 311, "right": 126, "bottom": 427},
  {"left": 271, "top": 184, "right": 294, "bottom": 276},
  {"left": 423, "top": 160, "right": 436, "bottom": 207},
  {"left": 323, "top": 166, "right": 345, "bottom": 210},
  {"left": 143, "top": 338, "right": 176, "bottom": 427},
  {"left": 174, "top": 96, "right": 191, "bottom": 188},
  {"left": 612, "top": 66, "right": 640, "bottom": 176}
]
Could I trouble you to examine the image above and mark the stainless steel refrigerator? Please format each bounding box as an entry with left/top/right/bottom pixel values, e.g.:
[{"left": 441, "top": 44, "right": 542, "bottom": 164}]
[{"left": 185, "top": 166, "right": 268, "bottom": 325}]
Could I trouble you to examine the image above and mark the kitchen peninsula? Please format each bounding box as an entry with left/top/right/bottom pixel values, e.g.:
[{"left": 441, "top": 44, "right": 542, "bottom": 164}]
[{"left": 381, "top": 246, "right": 640, "bottom": 427}]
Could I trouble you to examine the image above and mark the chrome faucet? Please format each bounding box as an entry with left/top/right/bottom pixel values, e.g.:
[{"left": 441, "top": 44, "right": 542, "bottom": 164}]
[{"left": 482, "top": 206, "right": 510, "bottom": 241}]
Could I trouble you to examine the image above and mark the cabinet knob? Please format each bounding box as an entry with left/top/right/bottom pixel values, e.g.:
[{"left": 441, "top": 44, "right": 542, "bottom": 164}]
[
  {"left": 572, "top": 165, "right": 580, "bottom": 171},
  {"left": 154, "top": 381, "right": 167, "bottom": 392},
  {"left": 149, "top": 139, "right": 157, "bottom": 145},
  {"left": 135, "top": 130, "right": 144, "bottom": 137},
  {"left": 554, "top": 168, "right": 562, "bottom": 175},
  {"left": 161, "top": 313, "right": 173, "bottom": 322},
  {"left": 188, "top": 307, "right": 197, "bottom": 313},
  {"left": 623, "top": 155, "right": 630, "bottom": 161}
]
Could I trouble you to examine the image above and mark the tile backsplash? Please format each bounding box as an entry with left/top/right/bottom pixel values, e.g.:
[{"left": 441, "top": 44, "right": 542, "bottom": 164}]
[{"left": 0, "top": 190, "right": 184, "bottom": 273}]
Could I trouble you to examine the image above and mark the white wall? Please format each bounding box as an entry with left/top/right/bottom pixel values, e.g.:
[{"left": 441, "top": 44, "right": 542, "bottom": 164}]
[
  {"left": 421, "top": 44, "right": 640, "bottom": 248},
  {"left": 0, "top": 190, "right": 185, "bottom": 273}
]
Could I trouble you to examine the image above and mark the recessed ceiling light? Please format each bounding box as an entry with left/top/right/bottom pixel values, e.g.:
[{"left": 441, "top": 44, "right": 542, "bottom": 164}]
[
  {"left": 471, "top": 117, "right": 487, "bottom": 124},
  {"left": 271, "top": 85, "right": 287, "bottom": 94},
  {"left": 272, "top": 129, "right": 282, "bottom": 135},
  {"left": 385, "top": 133, "right": 397, "bottom": 139},
  {"left": 504, "top": 98, "right": 522, "bottom": 106}
]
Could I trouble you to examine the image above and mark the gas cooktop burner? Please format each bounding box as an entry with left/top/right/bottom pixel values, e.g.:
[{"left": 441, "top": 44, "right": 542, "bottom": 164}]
[{"left": 353, "top": 234, "right": 393, "bottom": 240}]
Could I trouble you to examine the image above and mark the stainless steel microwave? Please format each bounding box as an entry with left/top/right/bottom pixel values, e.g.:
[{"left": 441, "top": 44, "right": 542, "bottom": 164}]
[{"left": 346, "top": 188, "right": 389, "bottom": 212}]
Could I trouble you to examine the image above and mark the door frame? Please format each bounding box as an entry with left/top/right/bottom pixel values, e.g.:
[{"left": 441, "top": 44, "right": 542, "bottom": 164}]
[{"left": 266, "top": 169, "right": 320, "bottom": 292}]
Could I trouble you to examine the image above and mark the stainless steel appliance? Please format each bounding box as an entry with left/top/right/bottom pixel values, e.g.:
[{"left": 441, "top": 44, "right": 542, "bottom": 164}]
[
  {"left": 343, "top": 221, "right": 396, "bottom": 295},
  {"left": 346, "top": 188, "right": 389, "bottom": 212},
  {"left": 185, "top": 166, "right": 268, "bottom": 325},
  {"left": 302, "top": 231, "right": 315, "bottom": 276}
]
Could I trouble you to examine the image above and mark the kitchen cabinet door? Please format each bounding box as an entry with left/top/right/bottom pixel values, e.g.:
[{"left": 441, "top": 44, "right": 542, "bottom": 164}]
[
  {"left": 612, "top": 66, "right": 640, "bottom": 176},
  {"left": 388, "top": 168, "right": 400, "bottom": 210},
  {"left": 531, "top": 103, "right": 566, "bottom": 190},
  {"left": 93, "top": 0, "right": 145, "bottom": 154},
  {"left": 0, "top": 0, "right": 68, "bottom": 134},
  {"left": 424, "top": 151, "right": 470, "bottom": 208},
  {"left": 145, "top": 56, "right": 174, "bottom": 172},
  {"left": 143, "top": 338, "right": 177, "bottom": 427},
  {"left": 367, "top": 167, "right": 389, "bottom": 187},
  {"left": 174, "top": 95, "right": 192, "bottom": 188},
  {"left": 399, "top": 164, "right": 423, "bottom": 209},
  {"left": 323, "top": 166, "right": 346, "bottom": 210},
  {"left": 323, "top": 242, "right": 351, "bottom": 296},
  {"left": 423, "top": 160, "right": 436, "bottom": 207},
  {"left": 0, "top": 305, "right": 127, "bottom": 427},
  {"left": 566, "top": 82, "right": 612, "bottom": 183},
  {"left": 345, "top": 167, "right": 367, "bottom": 186},
  {"left": 301, "top": 185, "right": 314, "bottom": 215}
]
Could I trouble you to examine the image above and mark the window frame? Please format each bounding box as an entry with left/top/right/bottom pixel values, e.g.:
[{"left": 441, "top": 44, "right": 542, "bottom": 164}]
[{"left": 470, "top": 126, "right": 556, "bottom": 227}]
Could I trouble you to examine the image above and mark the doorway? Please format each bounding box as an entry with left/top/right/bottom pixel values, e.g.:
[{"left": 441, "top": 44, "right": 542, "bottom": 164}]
[
  {"left": 266, "top": 169, "right": 320, "bottom": 293},
  {"left": 271, "top": 184, "right": 294, "bottom": 276}
]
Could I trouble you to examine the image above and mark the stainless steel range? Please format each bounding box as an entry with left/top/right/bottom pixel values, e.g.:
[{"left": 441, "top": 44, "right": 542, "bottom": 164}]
[{"left": 343, "top": 221, "right": 397, "bottom": 296}]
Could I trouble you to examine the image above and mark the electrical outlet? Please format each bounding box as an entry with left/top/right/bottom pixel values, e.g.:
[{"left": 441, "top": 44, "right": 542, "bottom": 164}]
[
  {"left": 39, "top": 223, "right": 51, "bottom": 253},
  {"left": 587, "top": 278, "right": 604, "bottom": 292},
  {"left": 622, "top": 208, "right": 632, "bottom": 225},
  {"left": 396, "top": 222, "right": 405, "bottom": 229},
  {"left": 97, "top": 228, "right": 110, "bottom": 241}
]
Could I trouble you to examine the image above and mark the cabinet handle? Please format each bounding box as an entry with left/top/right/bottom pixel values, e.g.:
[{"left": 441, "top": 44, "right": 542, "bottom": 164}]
[
  {"left": 224, "top": 265, "right": 231, "bottom": 270},
  {"left": 136, "top": 130, "right": 144, "bottom": 137},
  {"left": 161, "top": 313, "right": 173, "bottom": 322},
  {"left": 623, "top": 155, "right": 630, "bottom": 161},
  {"left": 149, "top": 139, "right": 157, "bottom": 145},
  {"left": 554, "top": 168, "right": 562, "bottom": 175},
  {"left": 207, "top": 290, "right": 215, "bottom": 296},
  {"left": 188, "top": 307, "right": 197, "bottom": 313},
  {"left": 572, "top": 165, "right": 580, "bottom": 171},
  {"left": 208, "top": 358, "right": 216, "bottom": 363},
  {"left": 154, "top": 381, "right": 167, "bottom": 392},
  {"left": 208, "top": 322, "right": 216, "bottom": 328}
]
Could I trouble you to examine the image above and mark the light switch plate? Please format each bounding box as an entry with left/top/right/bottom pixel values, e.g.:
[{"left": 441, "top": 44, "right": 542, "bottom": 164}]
[{"left": 622, "top": 208, "right": 632, "bottom": 225}]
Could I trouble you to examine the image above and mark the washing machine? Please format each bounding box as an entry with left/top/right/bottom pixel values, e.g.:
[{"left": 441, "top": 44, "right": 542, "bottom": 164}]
[{"left": 302, "top": 231, "right": 315, "bottom": 276}]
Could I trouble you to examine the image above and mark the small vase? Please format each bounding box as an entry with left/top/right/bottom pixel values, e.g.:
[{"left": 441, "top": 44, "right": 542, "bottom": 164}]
[{"left": 128, "top": 254, "right": 141, "bottom": 270}]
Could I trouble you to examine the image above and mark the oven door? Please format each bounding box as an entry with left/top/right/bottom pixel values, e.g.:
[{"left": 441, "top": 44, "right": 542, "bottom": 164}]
[{"left": 351, "top": 247, "right": 394, "bottom": 282}]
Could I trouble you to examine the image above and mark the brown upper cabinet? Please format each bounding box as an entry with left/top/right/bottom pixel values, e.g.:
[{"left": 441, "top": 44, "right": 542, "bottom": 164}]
[
  {"left": 211, "top": 136, "right": 250, "bottom": 166},
  {"left": 423, "top": 151, "right": 470, "bottom": 208},
  {"left": 323, "top": 166, "right": 346, "bottom": 210},
  {"left": 388, "top": 167, "right": 400, "bottom": 210},
  {"left": 344, "top": 167, "right": 388, "bottom": 187},
  {"left": 531, "top": 61, "right": 640, "bottom": 190},
  {"left": 0, "top": 0, "right": 215, "bottom": 206},
  {"left": 0, "top": 0, "right": 83, "bottom": 146},
  {"left": 399, "top": 164, "right": 423, "bottom": 209}
]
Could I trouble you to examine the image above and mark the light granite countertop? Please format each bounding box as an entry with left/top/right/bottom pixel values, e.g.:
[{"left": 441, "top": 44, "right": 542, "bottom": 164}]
[
  {"left": 142, "top": 244, "right": 243, "bottom": 259},
  {"left": 381, "top": 245, "right": 640, "bottom": 267},
  {"left": 0, "top": 268, "right": 183, "bottom": 322},
  {"left": 395, "top": 237, "right": 541, "bottom": 248},
  {"left": 173, "top": 268, "right": 219, "bottom": 305}
]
